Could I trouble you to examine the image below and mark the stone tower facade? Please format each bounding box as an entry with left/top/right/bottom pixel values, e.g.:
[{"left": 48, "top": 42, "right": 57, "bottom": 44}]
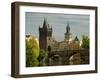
[{"left": 39, "top": 18, "right": 52, "bottom": 51}]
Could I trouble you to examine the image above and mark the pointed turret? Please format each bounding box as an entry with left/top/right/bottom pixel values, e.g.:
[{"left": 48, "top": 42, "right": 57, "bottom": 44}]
[
  {"left": 74, "top": 36, "right": 79, "bottom": 41},
  {"left": 43, "top": 18, "right": 48, "bottom": 29}
]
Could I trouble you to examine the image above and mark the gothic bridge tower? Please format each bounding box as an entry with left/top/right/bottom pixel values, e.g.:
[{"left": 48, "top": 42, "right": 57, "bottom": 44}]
[{"left": 39, "top": 18, "right": 52, "bottom": 51}]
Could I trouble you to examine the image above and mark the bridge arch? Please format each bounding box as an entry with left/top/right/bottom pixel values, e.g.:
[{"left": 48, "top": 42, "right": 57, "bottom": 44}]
[
  {"left": 49, "top": 54, "right": 62, "bottom": 66},
  {"left": 69, "top": 52, "right": 81, "bottom": 65}
]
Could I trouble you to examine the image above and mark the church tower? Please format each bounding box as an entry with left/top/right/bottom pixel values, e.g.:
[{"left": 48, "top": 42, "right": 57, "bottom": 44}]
[
  {"left": 64, "top": 23, "right": 72, "bottom": 41},
  {"left": 39, "top": 18, "right": 52, "bottom": 51}
]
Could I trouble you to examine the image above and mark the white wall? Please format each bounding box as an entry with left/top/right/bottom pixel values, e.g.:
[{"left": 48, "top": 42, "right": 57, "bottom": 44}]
[{"left": 0, "top": 0, "right": 100, "bottom": 80}]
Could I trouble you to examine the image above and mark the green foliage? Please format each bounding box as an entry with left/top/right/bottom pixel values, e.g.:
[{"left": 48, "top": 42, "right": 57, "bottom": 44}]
[
  {"left": 26, "top": 40, "right": 34, "bottom": 67},
  {"left": 38, "top": 49, "right": 47, "bottom": 66},
  {"left": 27, "top": 37, "right": 39, "bottom": 58},
  {"left": 38, "top": 49, "right": 47, "bottom": 61},
  {"left": 81, "top": 35, "right": 89, "bottom": 49},
  {"left": 26, "top": 37, "right": 39, "bottom": 67},
  {"left": 32, "top": 58, "right": 39, "bottom": 67}
]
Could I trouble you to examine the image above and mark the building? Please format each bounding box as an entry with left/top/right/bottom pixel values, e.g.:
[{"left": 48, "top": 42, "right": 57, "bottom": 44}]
[
  {"left": 39, "top": 18, "right": 81, "bottom": 52},
  {"left": 39, "top": 18, "right": 82, "bottom": 65}
]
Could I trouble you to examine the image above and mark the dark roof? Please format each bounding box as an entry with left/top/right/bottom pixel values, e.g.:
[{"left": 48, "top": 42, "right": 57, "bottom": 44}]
[{"left": 74, "top": 36, "right": 79, "bottom": 41}]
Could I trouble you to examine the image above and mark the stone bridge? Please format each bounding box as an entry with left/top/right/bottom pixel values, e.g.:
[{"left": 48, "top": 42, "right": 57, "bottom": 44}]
[{"left": 46, "top": 49, "right": 89, "bottom": 66}]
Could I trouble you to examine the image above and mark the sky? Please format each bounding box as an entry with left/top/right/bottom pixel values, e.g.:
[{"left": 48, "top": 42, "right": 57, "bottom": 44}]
[{"left": 25, "top": 12, "right": 89, "bottom": 41}]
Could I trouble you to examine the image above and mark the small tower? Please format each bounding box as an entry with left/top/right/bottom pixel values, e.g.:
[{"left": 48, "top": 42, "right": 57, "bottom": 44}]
[
  {"left": 64, "top": 23, "right": 72, "bottom": 41},
  {"left": 39, "top": 18, "right": 52, "bottom": 51},
  {"left": 73, "top": 36, "right": 80, "bottom": 49},
  {"left": 74, "top": 36, "right": 79, "bottom": 42}
]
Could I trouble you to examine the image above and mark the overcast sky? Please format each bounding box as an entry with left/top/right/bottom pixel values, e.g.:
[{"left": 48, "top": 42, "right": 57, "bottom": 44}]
[{"left": 25, "top": 12, "right": 89, "bottom": 41}]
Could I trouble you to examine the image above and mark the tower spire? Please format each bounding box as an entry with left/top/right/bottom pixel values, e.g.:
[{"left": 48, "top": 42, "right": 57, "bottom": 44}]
[
  {"left": 66, "top": 22, "right": 70, "bottom": 33},
  {"left": 43, "top": 17, "right": 48, "bottom": 29},
  {"left": 65, "top": 22, "right": 72, "bottom": 41}
]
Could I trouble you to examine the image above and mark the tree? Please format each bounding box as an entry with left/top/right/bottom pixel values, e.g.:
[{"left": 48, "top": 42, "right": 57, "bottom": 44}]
[
  {"left": 28, "top": 37, "right": 39, "bottom": 58},
  {"left": 38, "top": 49, "right": 47, "bottom": 66},
  {"left": 81, "top": 35, "right": 89, "bottom": 49},
  {"left": 26, "top": 37, "right": 39, "bottom": 67}
]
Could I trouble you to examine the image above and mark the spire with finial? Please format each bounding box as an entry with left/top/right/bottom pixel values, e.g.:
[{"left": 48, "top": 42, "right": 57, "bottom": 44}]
[
  {"left": 66, "top": 22, "right": 70, "bottom": 33},
  {"left": 64, "top": 22, "right": 72, "bottom": 41}
]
